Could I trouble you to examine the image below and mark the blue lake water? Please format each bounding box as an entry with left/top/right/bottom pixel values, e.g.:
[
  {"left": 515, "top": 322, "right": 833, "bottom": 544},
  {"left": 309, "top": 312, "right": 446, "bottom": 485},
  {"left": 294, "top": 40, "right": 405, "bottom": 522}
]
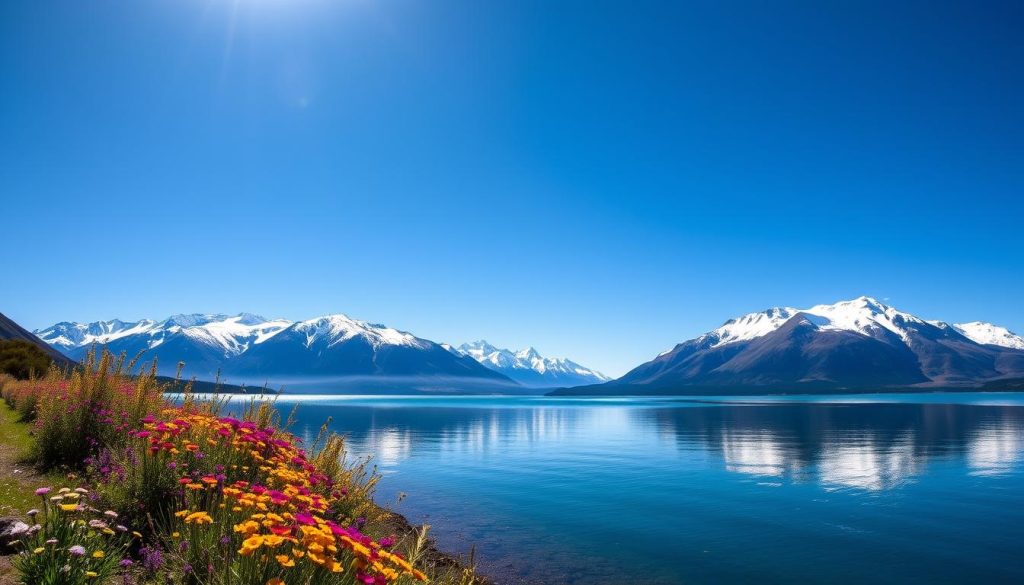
[{"left": 229, "top": 393, "right": 1024, "bottom": 584}]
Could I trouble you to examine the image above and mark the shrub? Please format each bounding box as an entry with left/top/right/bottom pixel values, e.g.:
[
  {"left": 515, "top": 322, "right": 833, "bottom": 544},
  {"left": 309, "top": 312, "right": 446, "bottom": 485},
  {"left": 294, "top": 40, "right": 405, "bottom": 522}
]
[
  {"left": 0, "top": 339, "right": 52, "bottom": 380},
  {"left": 2, "top": 350, "right": 480, "bottom": 584},
  {"left": 13, "top": 486, "right": 133, "bottom": 585}
]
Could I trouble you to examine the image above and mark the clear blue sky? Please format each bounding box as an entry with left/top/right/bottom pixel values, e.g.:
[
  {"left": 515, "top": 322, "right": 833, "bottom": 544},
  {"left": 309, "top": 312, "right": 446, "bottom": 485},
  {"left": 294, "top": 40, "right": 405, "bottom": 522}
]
[{"left": 2, "top": 1, "right": 1022, "bottom": 376}]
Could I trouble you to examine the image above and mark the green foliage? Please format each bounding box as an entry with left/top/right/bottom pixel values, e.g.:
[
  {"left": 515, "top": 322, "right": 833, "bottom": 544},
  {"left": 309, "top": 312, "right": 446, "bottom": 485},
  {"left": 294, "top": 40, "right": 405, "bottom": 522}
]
[
  {"left": 1, "top": 350, "right": 486, "bottom": 585},
  {"left": 0, "top": 339, "right": 52, "bottom": 380},
  {"left": 12, "top": 487, "right": 131, "bottom": 585}
]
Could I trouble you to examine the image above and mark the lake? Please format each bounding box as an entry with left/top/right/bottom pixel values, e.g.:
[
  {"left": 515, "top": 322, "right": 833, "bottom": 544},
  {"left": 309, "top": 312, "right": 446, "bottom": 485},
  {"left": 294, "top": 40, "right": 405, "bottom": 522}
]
[{"left": 233, "top": 393, "right": 1024, "bottom": 584}]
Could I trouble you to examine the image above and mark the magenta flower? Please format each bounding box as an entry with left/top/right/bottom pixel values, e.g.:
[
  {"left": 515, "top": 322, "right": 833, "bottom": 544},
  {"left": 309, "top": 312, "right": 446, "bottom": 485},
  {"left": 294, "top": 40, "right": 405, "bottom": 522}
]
[{"left": 34, "top": 487, "right": 51, "bottom": 496}]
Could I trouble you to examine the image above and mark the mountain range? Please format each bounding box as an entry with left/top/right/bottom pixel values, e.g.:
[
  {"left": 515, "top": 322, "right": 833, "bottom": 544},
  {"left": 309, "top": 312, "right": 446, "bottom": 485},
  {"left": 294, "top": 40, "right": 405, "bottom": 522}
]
[
  {"left": 446, "top": 340, "right": 609, "bottom": 387},
  {"left": 551, "top": 296, "right": 1024, "bottom": 395},
  {"left": 26, "top": 297, "right": 1024, "bottom": 395},
  {"left": 34, "top": 313, "right": 605, "bottom": 392}
]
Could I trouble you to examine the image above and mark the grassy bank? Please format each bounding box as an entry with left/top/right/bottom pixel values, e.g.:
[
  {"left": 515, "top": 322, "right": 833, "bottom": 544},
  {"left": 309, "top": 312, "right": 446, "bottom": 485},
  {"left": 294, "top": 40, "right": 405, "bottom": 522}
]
[{"left": 0, "top": 354, "right": 483, "bottom": 585}]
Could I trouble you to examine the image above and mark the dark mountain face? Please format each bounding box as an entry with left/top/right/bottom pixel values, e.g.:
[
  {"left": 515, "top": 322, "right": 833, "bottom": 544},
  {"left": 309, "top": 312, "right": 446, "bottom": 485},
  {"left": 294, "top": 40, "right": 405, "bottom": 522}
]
[
  {"left": 558, "top": 311, "right": 1024, "bottom": 396},
  {"left": 0, "top": 312, "right": 77, "bottom": 369},
  {"left": 52, "top": 330, "right": 226, "bottom": 379},
  {"left": 222, "top": 328, "right": 506, "bottom": 381},
  {"left": 36, "top": 314, "right": 517, "bottom": 391},
  {"left": 702, "top": 315, "right": 928, "bottom": 387}
]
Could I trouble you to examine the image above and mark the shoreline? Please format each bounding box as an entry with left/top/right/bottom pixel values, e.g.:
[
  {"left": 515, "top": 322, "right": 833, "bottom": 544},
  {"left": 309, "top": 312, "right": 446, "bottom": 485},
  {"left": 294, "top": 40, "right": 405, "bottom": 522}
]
[{"left": 376, "top": 508, "right": 495, "bottom": 585}]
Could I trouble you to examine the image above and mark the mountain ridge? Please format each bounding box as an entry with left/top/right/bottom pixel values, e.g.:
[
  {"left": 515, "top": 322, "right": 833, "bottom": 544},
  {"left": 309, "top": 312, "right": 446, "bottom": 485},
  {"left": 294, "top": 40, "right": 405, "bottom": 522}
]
[
  {"left": 551, "top": 297, "right": 1024, "bottom": 396},
  {"left": 36, "top": 312, "right": 515, "bottom": 392},
  {"left": 449, "top": 340, "right": 608, "bottom": 387}
]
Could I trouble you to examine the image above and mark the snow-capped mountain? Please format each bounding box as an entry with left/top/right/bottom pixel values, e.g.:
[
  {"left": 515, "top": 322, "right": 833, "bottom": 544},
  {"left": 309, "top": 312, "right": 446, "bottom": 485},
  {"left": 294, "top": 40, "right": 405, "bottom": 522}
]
[
  {"left": 553, "top": 296, "right": 1024, "bottom": 395},
  {"left": 952, "top": 322, "right": 1024, "bottom": 350},
  {"left": 37, "top": 313, "right": 293, "bottom": 376},
  {"left": 450, "top": 340, "right": 609, "bottom": 387},
  {"left": 36, "top": 313, "right": 513, "bottom": 390}
]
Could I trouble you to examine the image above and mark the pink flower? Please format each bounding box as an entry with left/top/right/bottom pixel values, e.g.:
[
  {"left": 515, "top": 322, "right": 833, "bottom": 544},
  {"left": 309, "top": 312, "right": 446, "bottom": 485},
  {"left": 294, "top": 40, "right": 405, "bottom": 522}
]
[{"left": 34, "top": 487, "right": 51, "bottom": 496}]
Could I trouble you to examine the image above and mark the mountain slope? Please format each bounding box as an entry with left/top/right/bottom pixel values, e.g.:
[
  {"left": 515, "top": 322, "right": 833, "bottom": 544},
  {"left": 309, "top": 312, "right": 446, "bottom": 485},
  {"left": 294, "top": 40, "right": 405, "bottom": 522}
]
[
  {"left": 224, "top": 315, "right": 509, "bottom": 382},
  {"left": 552, "top": 297, "right": 1024, "bottom": 395},
  {"left": 953, "top": 322, "right": 1024, "bottom": 350},
  {"left": 0, "top": 312, "right": 77, "bottom": 369},
  {"left": 37, "top": 312, "right": 516, "bottom": 391},
  {"left": 37, "top": 314, "right": 291, "bottom": 379},
  {"left": 451, "top": 340, "right": 609, "bottom": 387}
]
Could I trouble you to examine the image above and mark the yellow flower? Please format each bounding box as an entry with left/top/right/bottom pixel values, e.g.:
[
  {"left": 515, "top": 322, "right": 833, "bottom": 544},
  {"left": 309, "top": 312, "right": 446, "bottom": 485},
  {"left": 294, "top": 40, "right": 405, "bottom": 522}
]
[
  {"left": 262, "top": 534, "right": 285, "bottom": 548},
  {"left": 132, "top": 531, "right": 143, "bottom": 538},
  {"left": 184, "top": 511, "right": 214, "bottom": 525},
  {"left": 172, "top": 531, "right": 180, "bottom": 538},
  {"left": 59, "top": 504, "right": 79, "bottom": 512},
  {"left": 85, "top": 572, "right": 98, "bottom": 579},
  {"left": 92, "top": 550, "right": 105, "bottom": 558},
  {"left": 275, "top": 554, "right": 295, "bottom": 567},
  {"left": 234, "top": 520, "right": 260, "bottom": 535},
  {"left": 175, "top": 510, "right": 189, "bottom": 518},
  {"left": 32, "top": 547, "right": 45, "bottom": 554}
]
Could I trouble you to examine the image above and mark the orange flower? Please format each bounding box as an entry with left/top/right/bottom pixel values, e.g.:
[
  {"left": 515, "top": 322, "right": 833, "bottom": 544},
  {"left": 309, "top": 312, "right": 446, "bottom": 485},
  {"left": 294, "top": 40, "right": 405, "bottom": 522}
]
[{"left": 275, "top": 554, "right": 295, "bottom": 568}]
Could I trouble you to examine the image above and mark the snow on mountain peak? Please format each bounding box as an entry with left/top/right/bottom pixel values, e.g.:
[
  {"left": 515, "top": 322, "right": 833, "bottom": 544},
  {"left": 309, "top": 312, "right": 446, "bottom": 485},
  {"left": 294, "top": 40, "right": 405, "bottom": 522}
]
[
  {"left": 36, "top": 314, "right": 292, "bottom": 356},
  {"left": 703, "top": 307, "right": 798, "bottom": 348},
  {"left": 953, "top": 322, "right": 1024, "bottom": 350},
  {"left": 453, "top": 341, "right": 609, "bottom": 385},
  {"left": 701, "top": 296, "right": 934, "bottom": 349},
  {"left": 294, "top": 314, "right": 428, "bottom": 350}
]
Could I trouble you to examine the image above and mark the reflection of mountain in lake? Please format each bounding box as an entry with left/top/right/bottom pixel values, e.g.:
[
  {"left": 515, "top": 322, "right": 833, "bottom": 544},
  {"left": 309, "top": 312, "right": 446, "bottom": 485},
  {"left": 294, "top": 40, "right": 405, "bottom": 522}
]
[
  {"left": 643, "top": 402, "right": 1024, "bottom": 489},
  {"left": 268, "top": 396, "right": 1024, "bottom": 585}
]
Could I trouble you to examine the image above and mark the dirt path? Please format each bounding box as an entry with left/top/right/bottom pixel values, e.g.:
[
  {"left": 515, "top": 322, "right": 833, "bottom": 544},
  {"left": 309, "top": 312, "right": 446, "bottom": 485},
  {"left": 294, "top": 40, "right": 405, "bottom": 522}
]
[{"left": 0, "top": 404, "right": 50, "bottom": 585}]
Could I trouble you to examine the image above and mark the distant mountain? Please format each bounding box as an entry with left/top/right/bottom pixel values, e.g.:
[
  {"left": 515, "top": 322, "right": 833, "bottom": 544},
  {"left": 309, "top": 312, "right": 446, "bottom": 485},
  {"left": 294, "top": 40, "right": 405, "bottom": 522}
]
[
  {"left": 37, "top": 313, "right": 516, "bottom": 392},
  {"left": 448, "top": 340, "right": 609, "bottom": 387},
  {"left": 1, "top": 312, "right": 77, "bottom": 369},
  {"left": 952, "top": 322, "right": 1024, "bottom": 350},
  {"left": 37, "top": 314, "right": 292, "bottom": 379},
  {"left": 551, "top": 297, "right": 1024, "bottom": 395}
]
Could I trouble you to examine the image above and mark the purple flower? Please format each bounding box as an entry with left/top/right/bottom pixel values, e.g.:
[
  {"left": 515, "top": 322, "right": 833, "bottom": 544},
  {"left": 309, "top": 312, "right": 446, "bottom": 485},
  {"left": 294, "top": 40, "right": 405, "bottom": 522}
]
[
  {"left": 35, "top": 487, "right": 51, "bottom": 496},
  {"left": 119, "top": 559, "right": 134, "bottom": 567},
  {"left": 140, "top": 546, "right": 164, "bottom": 571},
  {"left": 68, "top": 545, "right": 86, "bottom": 556}
]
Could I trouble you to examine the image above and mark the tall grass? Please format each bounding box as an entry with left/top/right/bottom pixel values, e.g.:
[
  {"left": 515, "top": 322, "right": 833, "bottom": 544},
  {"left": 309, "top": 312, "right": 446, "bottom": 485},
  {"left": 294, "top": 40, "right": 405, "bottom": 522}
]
[{"left": 0, "top": 351, "right": 485, "bottom": 585}]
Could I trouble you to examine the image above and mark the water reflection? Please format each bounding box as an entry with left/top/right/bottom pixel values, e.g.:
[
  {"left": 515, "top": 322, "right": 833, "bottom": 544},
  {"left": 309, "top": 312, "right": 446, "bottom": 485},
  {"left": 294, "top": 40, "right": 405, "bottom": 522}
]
[
  {"left": 644, "top": 402, "right": 1024, "bottom": 489},
  {"left": 289, "top": 400, "right": 1024, "bottom": 492},
  {"left": 275, "top": 397, "right": 1024, "bottom": 585}
]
